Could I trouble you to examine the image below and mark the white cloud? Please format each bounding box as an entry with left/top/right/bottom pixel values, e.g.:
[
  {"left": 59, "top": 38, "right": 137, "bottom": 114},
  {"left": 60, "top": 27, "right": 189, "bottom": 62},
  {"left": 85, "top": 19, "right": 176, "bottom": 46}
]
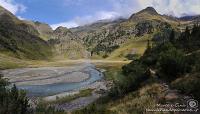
[
  {"left": 106, "top": 0, "right": 200, "bottom": 18},
  {"left": 74, "top": 11, "right": 120, "bottom": 25},
  {"left": 51, "top": 0, "right": 200, "bottom": 29},
  {"left": 109, "top": 0, "right": 140, "bottom": 18},
  {"left": 17, "top": 16, "right": 26, "bottom": 20},
  {"left": 0, "top": 0, "right": 26, "bottom": 14},
  {"left": 51, "top": 11, "right": 120, "bottom": 29},
  {"left": 136, "top": 0, "right": 200, "bottom": 17},
  {"left": 109, "top": 0, "right": 200, "bottom": 17},
  {"left": 51, "top": 21, "right": 79, "bottom": 30}
]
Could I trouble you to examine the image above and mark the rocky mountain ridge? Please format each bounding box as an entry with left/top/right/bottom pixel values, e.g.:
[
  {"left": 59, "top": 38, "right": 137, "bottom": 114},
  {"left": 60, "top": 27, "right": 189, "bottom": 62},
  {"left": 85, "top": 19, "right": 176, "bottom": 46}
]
[
  {"left": 71, "top": 7, "right": 179, "bottom": 57},
  {"left": 0, "top": 5, "right": 199, "bottom": 60}
]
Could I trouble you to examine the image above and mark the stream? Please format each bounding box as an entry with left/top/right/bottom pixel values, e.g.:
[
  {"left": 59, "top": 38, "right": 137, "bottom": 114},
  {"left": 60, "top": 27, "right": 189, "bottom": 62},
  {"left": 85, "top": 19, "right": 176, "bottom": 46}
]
[{"left": 2, "top": 62, "right": 103, "bottom": 97}]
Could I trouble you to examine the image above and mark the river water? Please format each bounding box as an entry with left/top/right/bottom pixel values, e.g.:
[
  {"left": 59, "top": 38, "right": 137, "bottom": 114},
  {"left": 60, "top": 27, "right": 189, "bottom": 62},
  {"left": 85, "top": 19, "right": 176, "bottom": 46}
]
[{"left": 2, "top": 62, "right": 103, "bottom": 97}]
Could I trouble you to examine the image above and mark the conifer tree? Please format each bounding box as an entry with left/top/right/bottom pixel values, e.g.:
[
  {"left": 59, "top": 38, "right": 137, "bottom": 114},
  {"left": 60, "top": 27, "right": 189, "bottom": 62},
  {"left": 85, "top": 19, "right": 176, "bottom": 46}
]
[{"left": 169, "top": 29, "right": 175, "bottom": 43}]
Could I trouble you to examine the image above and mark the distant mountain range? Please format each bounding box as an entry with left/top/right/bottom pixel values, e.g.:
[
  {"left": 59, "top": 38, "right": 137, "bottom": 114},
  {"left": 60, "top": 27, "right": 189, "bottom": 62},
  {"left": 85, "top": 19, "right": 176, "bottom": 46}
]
[
  {"left": 179, "top": 15, "right": 200, "bottom": 21},
  {"left": 0, "top": 5, "right": 199, "bottom": 60}
]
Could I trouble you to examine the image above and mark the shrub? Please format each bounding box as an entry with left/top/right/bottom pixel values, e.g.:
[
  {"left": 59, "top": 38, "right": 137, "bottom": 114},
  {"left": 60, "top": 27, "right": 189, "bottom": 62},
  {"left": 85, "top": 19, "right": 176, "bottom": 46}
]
[
  {"left": 171, "top": 73, "right": 200, "bottom": 101},
  {"left": 141, "top": 42, "right": 175, "bottom": 66},
  {"left": 157, "top": 48, "right": 190, "bottom": 81},
  {"left": 125, "top": 54, "right": 140, "bottom": 60},
  {"left": 0, "top": 73, "right": 30, "bottom": 114},
  {"left": 109, "top": 61, "right": 149, "bottom": 98}
]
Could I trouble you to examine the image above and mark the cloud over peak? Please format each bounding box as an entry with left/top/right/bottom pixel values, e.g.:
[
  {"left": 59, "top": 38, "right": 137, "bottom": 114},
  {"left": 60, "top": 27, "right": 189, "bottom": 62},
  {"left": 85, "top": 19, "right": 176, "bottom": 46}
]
[
  {"left": 137, "top": 0, "right": 200, "bottom": 17},
  {"left": 51, "top": 11, "right": 120, "bottom": 30},
  {"left": 1, "top": 0, "right": 200, "bottom": 29},
  {"left": 52, "top": 0, "right": 200, "bottom": 29}
]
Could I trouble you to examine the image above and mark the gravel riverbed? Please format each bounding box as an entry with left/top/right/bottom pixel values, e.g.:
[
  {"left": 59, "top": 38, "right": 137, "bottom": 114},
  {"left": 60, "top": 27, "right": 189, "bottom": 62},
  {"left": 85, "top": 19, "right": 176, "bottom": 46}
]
[{"left": 1, "top": 61, "right": 108, "bottom": 111}]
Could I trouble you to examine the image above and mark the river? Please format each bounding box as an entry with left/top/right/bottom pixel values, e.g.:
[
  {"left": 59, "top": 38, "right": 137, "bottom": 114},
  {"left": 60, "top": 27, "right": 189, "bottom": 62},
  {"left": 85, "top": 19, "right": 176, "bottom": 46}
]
[{"left": 2, "top": 61, "right": 103, "bottom": 97}]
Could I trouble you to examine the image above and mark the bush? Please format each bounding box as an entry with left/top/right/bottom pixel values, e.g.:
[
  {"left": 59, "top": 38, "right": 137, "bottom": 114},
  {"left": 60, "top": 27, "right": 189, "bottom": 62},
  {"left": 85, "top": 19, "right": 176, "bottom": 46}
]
[
  {"left": 141, "top": 42, "right": 176, "bottom": 66},
  {"left": 109, "top": 61, "right": 149, "bottom": 98},
  {"left": 102, "top": 54, "right": 109, "bottom": 58},
  {"left": 157, "top": 48, "right": 190, "bottom": 81},
  {"left": 171, "top": 73, "right": 200, "bottom": 101},
  {"left": 125, "top": 54, "right": 140, "bottom": 60},
  {"left": 0, "top": 73, "right": 30, "bottom": 114}
]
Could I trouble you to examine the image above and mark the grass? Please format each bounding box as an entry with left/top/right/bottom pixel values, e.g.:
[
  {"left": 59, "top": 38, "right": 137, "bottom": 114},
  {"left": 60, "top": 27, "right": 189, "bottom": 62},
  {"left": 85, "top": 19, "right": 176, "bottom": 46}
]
[
  {"left": 95, "top": 62, "right": 127, "bottom": 81},
  {"left": 0, "top": 53, "right": 85, "bottom": 69},
  {"left": 102, "top": 66, "right": 123, "bottom": 81},
  {"left": 107, "top": 35, "right": 151, "bottom": 60},
  {"left": 0, "top": 52, "right": 130, "bottom": 70},
  {"left": 108, "top": 83, "right": 164, "bottom": 114},
  {"left": 46, "top": 89, "right": 93, "bottom": 105},
  {"left": 91, "top": 54, "right": 103, "bottom": 60},
  {"left": 72, "top": 81, "right": 167, "bottom": 114},
  {"left": 171, "top": 72, "right": 200, "bottom": 101},
  {"left": 0, "top": 53, "right": 28, "bottom": 70}
]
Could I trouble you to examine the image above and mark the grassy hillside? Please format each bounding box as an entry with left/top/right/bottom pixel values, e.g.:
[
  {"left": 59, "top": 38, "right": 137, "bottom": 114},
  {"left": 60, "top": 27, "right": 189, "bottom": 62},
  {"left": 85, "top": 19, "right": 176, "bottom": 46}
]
[
  {"left": 107, "top": 35, "right": 151, "bottom": 60},
  {"left": 0, "top": 53, "right": 28, "bottom": 69},
  {"left": 72, "top": 7, "right": 183, "bottom": 59},
  {"left": 0, "top": 6, "right": 52, "bottom": 60},
  {"left": 49, "top": 26, "right": 87, "bottom": 59},
  {"left": 23, "top": 20, "right": 53, "bottom": 41}
]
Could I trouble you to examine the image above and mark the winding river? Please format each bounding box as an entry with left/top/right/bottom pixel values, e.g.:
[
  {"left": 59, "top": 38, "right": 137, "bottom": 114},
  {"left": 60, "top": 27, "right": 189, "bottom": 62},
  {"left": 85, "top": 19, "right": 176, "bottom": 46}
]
[{"left": 2, "top": 62, "right": 103, "bottom": 97}]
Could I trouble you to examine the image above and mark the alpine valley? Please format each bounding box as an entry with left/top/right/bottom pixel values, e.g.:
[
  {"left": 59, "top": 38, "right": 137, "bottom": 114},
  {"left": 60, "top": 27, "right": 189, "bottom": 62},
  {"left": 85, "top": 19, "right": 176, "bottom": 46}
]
[{"left": 0, "top": 4, "right": 200, "bottom": 114}]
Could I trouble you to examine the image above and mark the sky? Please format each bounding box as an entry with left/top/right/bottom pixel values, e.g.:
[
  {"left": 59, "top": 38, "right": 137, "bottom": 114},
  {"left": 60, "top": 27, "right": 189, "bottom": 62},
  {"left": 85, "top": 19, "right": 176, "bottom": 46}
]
[{"left": 0, "top": 0, "right": 200, "bottom": 29}]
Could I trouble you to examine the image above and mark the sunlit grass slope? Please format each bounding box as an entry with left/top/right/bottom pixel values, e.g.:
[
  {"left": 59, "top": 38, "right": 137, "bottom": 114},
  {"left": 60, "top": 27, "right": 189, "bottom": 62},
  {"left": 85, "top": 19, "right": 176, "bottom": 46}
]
[{"left": 107, "top": 35, "right": 152, "bottom": 60}]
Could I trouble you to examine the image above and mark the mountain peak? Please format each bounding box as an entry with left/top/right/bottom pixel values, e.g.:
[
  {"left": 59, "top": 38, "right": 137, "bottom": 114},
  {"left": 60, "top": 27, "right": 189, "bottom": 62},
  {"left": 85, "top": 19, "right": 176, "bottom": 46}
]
[
  {"left": 54, "top": 26, "right": 69, "bottom": 32},
  {"left": 53, "top": 26, "right": 72, "bottom": 35},
  {"left": 138, "top": 7, "right": 158, "bottom": 15},
  {"left": 129, "top": 7, "right": 159, "bottom": 20}
]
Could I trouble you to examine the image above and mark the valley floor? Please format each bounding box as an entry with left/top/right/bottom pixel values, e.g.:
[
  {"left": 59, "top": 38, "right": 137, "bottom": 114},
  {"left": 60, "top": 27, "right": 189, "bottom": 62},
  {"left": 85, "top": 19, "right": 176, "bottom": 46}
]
[
  {"left": 0, "top": 53, "right": 130, "bottom": 70},
  {"left": 0, "top": 56, "right": 129, "bottom": 112},
  {"left": 1, "top": 54, "right": 199, "bottom": 113}
]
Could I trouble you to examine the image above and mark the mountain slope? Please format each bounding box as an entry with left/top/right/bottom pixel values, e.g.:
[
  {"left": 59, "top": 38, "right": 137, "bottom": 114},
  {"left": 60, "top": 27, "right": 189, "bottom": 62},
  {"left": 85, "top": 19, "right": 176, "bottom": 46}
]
[
  {"left": 23, "top": 20, "right": 53, "bottom": 40},
  {"left": 72, "top": 7, "right": 180, "bottom": 59},
  {"left": 1, "top": 5, "right": 198, "bottom": 61},
  {"left": 0, "top": 6, "right": 52, "bottom": 60},
  {"left": 49, "top": 26, "right": 87, "bottom": 59}
]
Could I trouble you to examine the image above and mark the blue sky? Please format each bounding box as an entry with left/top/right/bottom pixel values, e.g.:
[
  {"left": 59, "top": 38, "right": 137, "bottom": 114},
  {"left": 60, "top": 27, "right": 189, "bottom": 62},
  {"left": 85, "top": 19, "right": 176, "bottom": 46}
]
[
  {"left": 1, "top": 0, "right": 200, "bottom": 29},
  {"left": 14, "top": 0, "right": 114, "bottom": 24}
]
